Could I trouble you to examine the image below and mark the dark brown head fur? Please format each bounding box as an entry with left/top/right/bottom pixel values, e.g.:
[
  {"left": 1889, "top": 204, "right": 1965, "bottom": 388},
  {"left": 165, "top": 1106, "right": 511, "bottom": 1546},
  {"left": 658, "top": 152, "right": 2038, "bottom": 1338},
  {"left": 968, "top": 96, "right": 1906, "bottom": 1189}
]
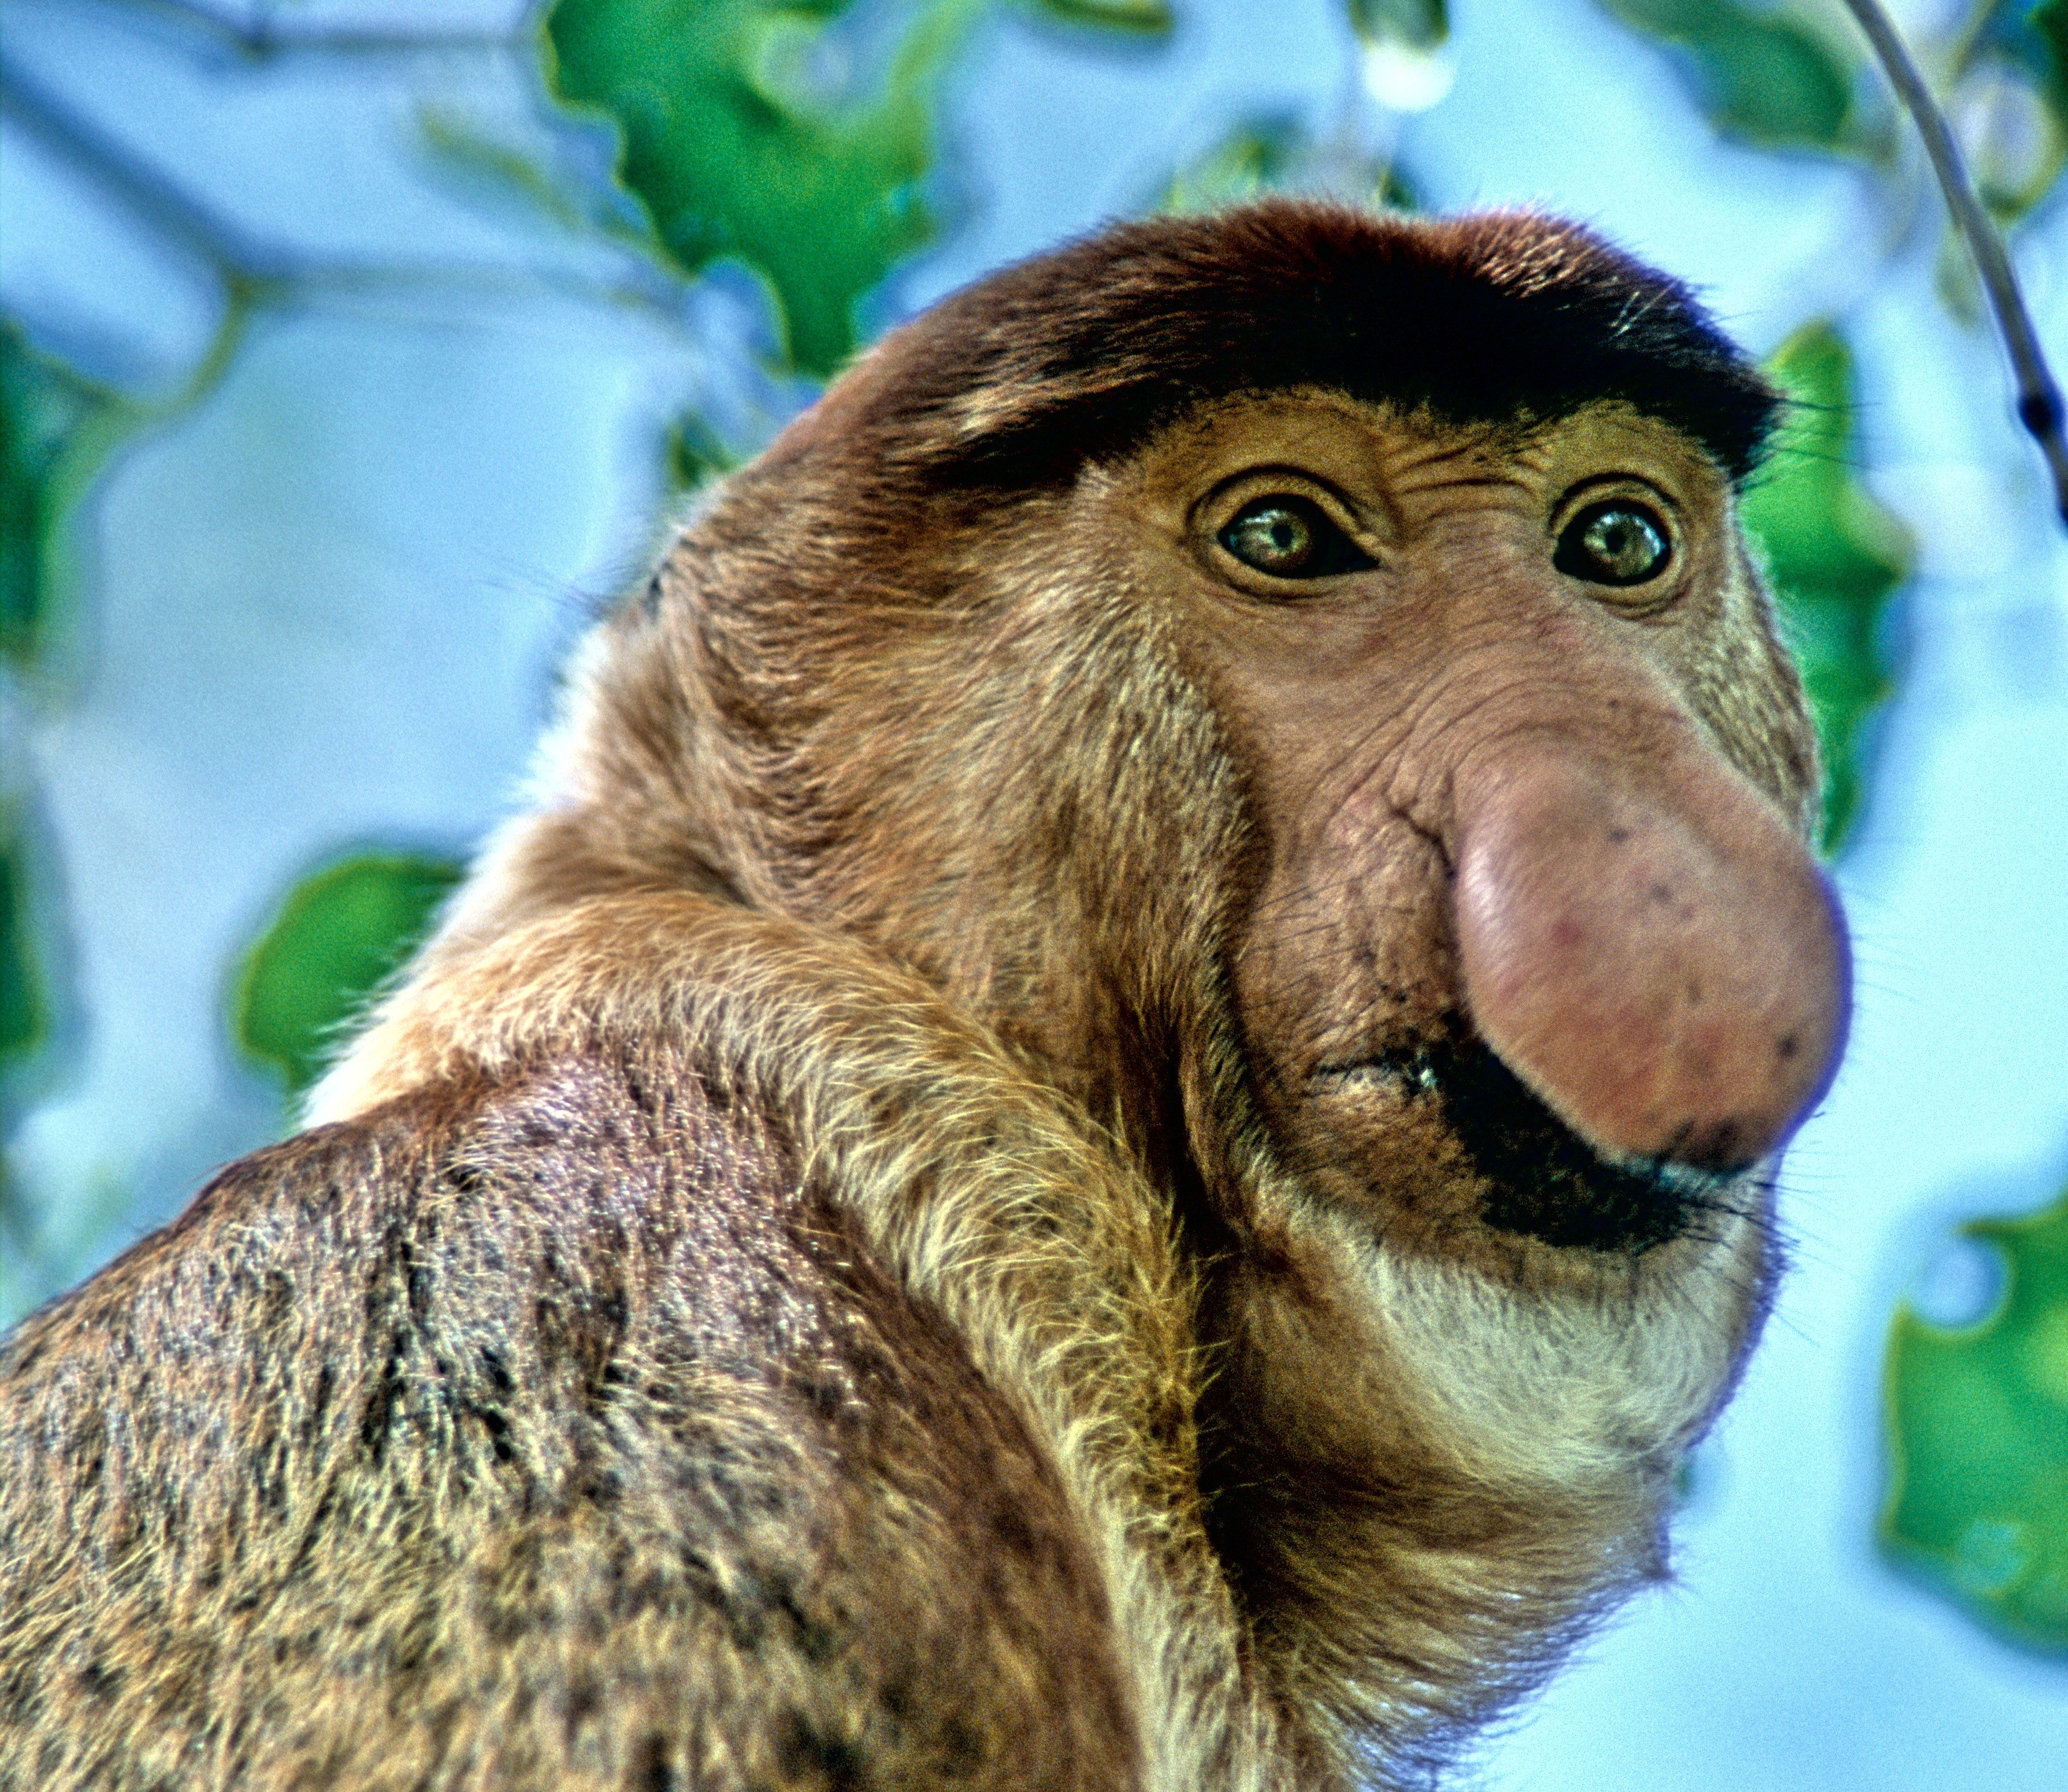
[{"left": 805, "top": 203, "right": 1780, "bottom": 481}]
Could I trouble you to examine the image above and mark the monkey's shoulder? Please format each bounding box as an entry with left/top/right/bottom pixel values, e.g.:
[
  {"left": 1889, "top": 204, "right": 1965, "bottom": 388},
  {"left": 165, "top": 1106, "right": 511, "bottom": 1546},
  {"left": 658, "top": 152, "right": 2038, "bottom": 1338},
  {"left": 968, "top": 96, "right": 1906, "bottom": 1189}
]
[{"left": 0, "top": 1045, "right": 1139, "bottom": 1791}]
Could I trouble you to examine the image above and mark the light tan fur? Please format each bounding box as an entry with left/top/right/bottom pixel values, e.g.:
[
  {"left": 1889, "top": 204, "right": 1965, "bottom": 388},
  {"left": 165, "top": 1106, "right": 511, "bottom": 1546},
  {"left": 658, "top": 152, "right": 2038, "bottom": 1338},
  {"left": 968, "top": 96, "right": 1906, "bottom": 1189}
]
[{"left": 321, "top": 889, "right": 1286, "bottom": 1788}]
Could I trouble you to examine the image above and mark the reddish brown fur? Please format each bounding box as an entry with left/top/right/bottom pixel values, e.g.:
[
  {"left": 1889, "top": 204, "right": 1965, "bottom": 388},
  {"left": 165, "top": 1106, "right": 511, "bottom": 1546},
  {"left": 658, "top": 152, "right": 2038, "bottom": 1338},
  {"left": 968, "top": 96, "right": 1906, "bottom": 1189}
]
[{"left": 1, "top": 202, "right": 1847, "bottom": 1790}]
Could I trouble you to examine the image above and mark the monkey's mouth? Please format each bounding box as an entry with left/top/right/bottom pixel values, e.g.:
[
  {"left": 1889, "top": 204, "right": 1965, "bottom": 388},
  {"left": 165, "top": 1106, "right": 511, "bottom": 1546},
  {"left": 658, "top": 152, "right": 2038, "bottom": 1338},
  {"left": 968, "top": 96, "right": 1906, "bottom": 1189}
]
[{"left": 1313, "top": 1040, "right": 1746, "bottom": 1253}]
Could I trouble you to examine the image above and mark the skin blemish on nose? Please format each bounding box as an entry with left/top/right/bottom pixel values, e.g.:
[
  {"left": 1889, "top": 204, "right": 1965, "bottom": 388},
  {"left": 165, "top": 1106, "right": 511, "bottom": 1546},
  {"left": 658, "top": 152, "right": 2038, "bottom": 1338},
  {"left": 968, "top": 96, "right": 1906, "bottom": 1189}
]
[
  {"left": 1690, "top": 1117, "right": 1747, "bottom": 1171},
  {"left": 1777, "top": 1033, "right": 1799, "bottom": 1060},
  {"left": 1607, "top": 826, "right": 1631, "bottom": 845}
]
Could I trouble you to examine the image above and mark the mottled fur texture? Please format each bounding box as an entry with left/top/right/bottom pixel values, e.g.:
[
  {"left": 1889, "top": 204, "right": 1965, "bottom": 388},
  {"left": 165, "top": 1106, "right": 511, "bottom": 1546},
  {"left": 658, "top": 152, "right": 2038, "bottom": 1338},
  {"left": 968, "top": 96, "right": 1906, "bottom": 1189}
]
[{"left": 2, "top": 203, "right": 1846, "bottom": 1790}]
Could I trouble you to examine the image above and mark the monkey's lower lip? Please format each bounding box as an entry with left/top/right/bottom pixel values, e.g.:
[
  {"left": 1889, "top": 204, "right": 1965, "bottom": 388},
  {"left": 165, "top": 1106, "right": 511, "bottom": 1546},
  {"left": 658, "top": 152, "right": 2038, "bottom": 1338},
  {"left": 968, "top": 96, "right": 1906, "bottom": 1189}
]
[{"left": 1313, "top": 1041, "right": 1742, "bottom": 1252}]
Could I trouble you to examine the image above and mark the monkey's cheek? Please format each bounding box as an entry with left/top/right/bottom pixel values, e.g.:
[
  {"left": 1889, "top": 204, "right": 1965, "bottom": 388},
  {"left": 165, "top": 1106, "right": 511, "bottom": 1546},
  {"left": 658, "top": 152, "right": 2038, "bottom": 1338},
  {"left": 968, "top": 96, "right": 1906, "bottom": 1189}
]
[{"left": 1450, "top": 766, "right": 1852, "bottom": 1173}]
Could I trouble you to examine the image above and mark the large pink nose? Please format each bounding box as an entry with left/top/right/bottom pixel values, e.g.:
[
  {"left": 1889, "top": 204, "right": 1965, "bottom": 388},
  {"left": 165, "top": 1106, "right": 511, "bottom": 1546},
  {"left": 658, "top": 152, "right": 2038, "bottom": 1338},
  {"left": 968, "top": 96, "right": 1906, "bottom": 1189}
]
[{"left": 1450, "top": 743, "right": 1850, "bottom": 1170}]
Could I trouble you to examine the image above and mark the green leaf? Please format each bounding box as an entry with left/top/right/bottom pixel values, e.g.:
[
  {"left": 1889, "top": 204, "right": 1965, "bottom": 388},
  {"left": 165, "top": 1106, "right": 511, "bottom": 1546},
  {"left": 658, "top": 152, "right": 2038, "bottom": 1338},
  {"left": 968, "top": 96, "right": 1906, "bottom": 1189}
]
[
  {"left": 233, "top": 851, "right": 463, "bottom": 1099},
  {"left": 543, "top": 0, "right": 983, "bottom": 376},
  {"left": 1961, "top": 1, "right": 2068, "bottom": 220},
  {"left": 1739, "top": 323, "right": 1911, "bottom": 854},
  {"left": 1883, "top": 1185, "right": 2068, "bottom": 1655},
  {"left": 2040, "top": 0, "right": 2068, "bottom": 69},
  {"left": 1164, "top": 118, "right": 1304, "bottom": 211},
  {"left": 1025, "top": 0, "right": 1174, "bottom": 35},
  {"left": 1598, "top": 0, "right": 1862, "bottom": 151},
  {"left": 2, "top": 799, "right": 80, "bottom": 1318},
  {"left": 2, "top": 322, "right": 128, "bottom": 671},
  {"left": 1347, "top": 0, "right": 1447, "bottom": 54},
  {"left": 0, "top": 805, "right": 48, "bottom": 1072},
  {"left": 668, "top": 413, "right": 741, "bottom": 491},
  {"left": 1161, "top": 116, "right": 1419, "bottom": 213},
  {"left": 1986, "top": 0, "right": 2068, "bottom": 111}
]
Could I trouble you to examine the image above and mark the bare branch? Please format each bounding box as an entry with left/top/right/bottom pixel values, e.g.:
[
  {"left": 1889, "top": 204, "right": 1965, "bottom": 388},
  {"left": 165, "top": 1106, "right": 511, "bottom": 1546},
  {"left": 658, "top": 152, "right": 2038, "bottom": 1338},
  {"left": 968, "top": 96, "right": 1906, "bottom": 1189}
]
[
  {"left": 1839, "top": 0, "right": 2068, "bottom": 529},
  {"left": 0, "top": 51, "right": 279, "bottom": 281},
  {"left": 107, "top": 0, "right": 524, "bottom": 61},
  {"left": 0, "top": 52, "right": 692, "bottom": 339}
]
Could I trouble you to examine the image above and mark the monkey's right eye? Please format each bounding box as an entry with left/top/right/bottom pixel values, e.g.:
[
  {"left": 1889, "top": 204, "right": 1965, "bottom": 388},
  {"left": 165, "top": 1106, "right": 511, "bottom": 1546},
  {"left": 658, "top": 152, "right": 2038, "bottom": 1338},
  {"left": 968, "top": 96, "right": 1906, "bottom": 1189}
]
[
  {"left": 1219, "top": 496, "right": 1375, "bottom": 580},
  {"left": 1554, "top": 500, "right": 1673, "bottom": 587}
]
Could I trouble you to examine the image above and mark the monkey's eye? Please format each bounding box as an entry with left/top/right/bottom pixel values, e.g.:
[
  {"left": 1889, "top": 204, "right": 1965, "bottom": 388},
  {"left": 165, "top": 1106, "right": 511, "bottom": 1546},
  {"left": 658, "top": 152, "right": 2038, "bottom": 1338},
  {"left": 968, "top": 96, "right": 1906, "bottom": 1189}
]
[
  {"left": 1219, "top": 496, "right": 1375, "bottom": 579},
  {"left": 1554, "top": 500, "right": 1672, "bottom": 587}
]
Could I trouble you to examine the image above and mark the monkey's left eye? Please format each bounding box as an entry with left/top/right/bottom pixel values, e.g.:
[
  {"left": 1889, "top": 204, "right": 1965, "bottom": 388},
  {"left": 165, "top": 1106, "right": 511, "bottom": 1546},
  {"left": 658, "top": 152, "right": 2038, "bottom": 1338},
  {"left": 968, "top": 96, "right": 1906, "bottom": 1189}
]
[
  {"left": 1554, "top": 501, "right": 1673, "bottom": 587},
  {"left": 1219, "top": 496, "right": 1375, "bottom": 580}
]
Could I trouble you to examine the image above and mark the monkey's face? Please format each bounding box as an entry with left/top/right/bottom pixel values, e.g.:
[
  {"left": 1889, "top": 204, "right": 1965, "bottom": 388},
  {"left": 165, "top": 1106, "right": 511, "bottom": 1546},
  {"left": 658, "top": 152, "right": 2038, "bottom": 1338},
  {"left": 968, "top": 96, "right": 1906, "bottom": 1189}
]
[{"left": 1094, "top": 390, "right": 1848, "bottom": 1282}]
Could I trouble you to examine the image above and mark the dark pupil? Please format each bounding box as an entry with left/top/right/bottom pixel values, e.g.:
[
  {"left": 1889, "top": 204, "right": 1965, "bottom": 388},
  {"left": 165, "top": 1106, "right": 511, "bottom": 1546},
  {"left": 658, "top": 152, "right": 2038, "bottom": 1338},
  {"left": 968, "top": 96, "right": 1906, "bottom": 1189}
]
[
  {"left": 1557, "top": 501, "right": 1670, "bottom": 586},
  {"left": 1220, "top": 494, "right": 1376, "bottom": 580},
  {"left": 1229, "top": 502, "right": 1316, "bottom": 572}
]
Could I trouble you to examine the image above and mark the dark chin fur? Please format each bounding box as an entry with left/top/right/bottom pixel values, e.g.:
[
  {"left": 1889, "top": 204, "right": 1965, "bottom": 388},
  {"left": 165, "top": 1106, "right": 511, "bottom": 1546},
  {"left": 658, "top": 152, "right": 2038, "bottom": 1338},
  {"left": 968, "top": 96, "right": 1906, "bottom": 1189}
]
[{"left": 1317, "top": 1040, "right": 1740, "bottom": 1253}]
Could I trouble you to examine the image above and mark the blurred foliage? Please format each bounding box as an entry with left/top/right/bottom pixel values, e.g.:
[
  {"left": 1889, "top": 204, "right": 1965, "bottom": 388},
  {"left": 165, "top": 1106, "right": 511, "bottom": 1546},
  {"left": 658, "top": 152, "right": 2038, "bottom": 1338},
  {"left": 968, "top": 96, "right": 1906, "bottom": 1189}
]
[
  {"left": 1599, "top": 0, "right": 1863, "bottom": 150},
  {"left": 1983, "top": 0, "right": 2068, "bottom": 127},
  {"left": 1165, "top": 119, "right": 1308, "bottom": 210},
  {"left": 1957, "top": 1, "right": 2068, "bottom": 220},
  {"left": 669, "top": 412, "right": 743, "bottom": 490},
  {"left": 1, "top": 801, "right": 68, "bottom": 1321},
  {"left": 1599, "top": 2, "right": 2068, "bottom": 223},
  {"left": 1883, "top": 1185, "right": 2068, "bottom": 1654},
  {"left": 0, "top": 806, "right": 47, "bottom": 1075},
  {"left": 1739, "top": 323, "right": 1911, "bottom": 854},
  {"left": 2, "top": 322, "right": 128, "bottom": 671},
  {"left": 1031, "top": 0, "right": 1175, "bottom": 32},
  {"left": 1348, "top": 0, "right": 1449, "bottom": 53},
  {"left": 544, "top": 0, "right": 981, "bottom": 376},
  {"left": 1162, "top": 116, "right": 1419, "bottom": 212},
  {"left": 544, "top": 0, "right": 1171, "bottom": 376},
  {"left": 233, "top": 852, "right": 463, "bottom": 1100}
]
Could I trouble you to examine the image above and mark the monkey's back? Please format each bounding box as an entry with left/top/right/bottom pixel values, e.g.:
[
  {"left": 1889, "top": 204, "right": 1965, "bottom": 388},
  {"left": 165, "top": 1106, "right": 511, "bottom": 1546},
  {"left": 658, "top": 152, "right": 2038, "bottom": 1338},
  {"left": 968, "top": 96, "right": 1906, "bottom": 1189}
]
[{"left": 0, "top": 1043, "right": 1139, "bottom": 1792}]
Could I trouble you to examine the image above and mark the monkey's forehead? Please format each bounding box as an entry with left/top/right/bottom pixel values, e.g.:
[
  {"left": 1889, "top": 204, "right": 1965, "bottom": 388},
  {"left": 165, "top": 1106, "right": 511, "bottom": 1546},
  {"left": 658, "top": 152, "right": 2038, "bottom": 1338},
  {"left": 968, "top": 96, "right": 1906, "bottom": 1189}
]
[{"left": 816, "top": 202, "right": 1779, "bottom": 489}]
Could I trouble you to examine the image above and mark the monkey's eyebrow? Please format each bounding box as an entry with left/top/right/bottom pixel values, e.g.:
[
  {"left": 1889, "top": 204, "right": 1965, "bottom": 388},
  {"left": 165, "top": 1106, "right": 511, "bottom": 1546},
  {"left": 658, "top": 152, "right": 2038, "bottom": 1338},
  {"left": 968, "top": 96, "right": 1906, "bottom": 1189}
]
[
  {"left": 1549, "top": 470, "right": 1687, "bottom": 520},
  {"left": 1200, "top": 462, "right": 1364, "bottom": 500}
]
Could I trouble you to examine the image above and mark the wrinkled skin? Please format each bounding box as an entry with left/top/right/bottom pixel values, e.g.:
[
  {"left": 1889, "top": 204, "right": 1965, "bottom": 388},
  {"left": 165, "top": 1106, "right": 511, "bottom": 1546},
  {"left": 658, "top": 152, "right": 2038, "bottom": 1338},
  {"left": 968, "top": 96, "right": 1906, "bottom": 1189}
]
[{"left": 1107, "top": 391, "right": 1844, "bottom": 1265}]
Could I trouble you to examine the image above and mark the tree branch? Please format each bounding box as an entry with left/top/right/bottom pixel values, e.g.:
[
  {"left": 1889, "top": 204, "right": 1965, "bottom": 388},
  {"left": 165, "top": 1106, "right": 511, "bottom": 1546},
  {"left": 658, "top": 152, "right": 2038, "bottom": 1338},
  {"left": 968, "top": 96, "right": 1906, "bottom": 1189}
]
[
  {"left": 0, "top": 51, "right": 281, "bottom": 281},
  {"left": 0, "top": 52, "right": 693, "bottom": 335},
  {"left": 1839, "top": 0, "right": 2068, "bottom": 529},
  {"left": 110, "top": 0, "right": 525, "bottom": 62}
]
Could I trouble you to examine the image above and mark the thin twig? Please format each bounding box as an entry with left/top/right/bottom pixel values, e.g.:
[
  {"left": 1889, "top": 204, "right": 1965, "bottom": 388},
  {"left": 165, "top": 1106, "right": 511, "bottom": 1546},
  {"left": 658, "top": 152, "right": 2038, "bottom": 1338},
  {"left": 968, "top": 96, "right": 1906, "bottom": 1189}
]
[
  {"left": 0, "top": 53, "right": 692, "bottom": 325},
  {"left": 0, "top": 51, "right": 278, "bottom": 279},
  {"left": 1839, "top": 0, "right": 2068, "bottom": 528},
  {"left": 108, "top": 0, "right": 524, "bottom": 61}
]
